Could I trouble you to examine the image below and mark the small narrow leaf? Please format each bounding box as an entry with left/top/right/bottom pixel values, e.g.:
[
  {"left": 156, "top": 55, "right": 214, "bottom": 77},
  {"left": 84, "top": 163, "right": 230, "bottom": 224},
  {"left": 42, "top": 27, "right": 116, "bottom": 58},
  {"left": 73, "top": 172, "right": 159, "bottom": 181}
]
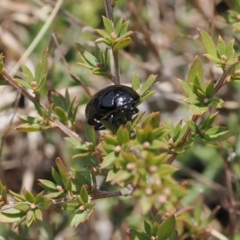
[
  {"left": 115, "top": 18, "right": 123, "bottom": 36},
  {"left": 178, "top": 79, "right": 194, "bottom": 97},
  {"left": 14, "top": 78, "right": 31, "bottom": 89},
  {"left": 23, "top": 189, "right": 35, "bottom": 203},
  {"left": 113, "top": 37, "right": 132, "bottom": 51},
  {"left": 116, "top": 126, "right": 130, "bottom": 144},
  {"left": 157, "top": 215, "right": 176, "bottom": 240},
  {"left": 205, "top": 81, "right": 214, "bottom": 98},
  {"left": 186, "top": 120, "right": 199, "bottom": 133},
  {"left": 188, "top": 56, "right": 204, "bottom": 85},
  {"left": 132, "top": 73, "right": 141, "bottom": 91},
  {"left": 80, "top": 186, "right": 89, "bottom": 204},
  {"left": 120, "top": 21, "right": 130, "bottom": 36},
  {"left": 70, "top": 208, "right": 93, "bottom": 227},
  {"left": 218, "top": 36, "right": 226, "bottom": 56},
  {"left": 54, "top": 106, "right": 68, "bottom": 123},
  {"left": 102, "top": 16, "right": 114, "bottom": 34},
  {"left": 101, "top": 152, "right": 116, "bottom": 169},
  {"left": 95, "top": 29, "right": 110, "bottom": 38},
  {"left": 198, "top": 29, "right": 218, "bottom": 57},
  {"left": 140, "top": 74, "right": 156, "bottom": 96}
]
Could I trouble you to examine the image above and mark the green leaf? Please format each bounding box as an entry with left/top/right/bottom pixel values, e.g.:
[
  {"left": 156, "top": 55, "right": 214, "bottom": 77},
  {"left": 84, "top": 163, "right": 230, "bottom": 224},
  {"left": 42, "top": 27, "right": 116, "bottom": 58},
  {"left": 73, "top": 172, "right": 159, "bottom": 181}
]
[
  {"left": 113, "top": 37, "right": 132, "bottom": 51},
  {"left": 113, "top": 170, "right": 131, "bottom": 183},
  {"left": 119, "top": 21, "right": 129, "bottom": 36},
  {"left": 95, "top": 37, "right": 113, "bottom": 46},
  {"left": 95, "top": 29, "right": 110, "bottom": 38},
  {"left": 101, "top": 152, "right": 116, "bottom": 169},
  {"left": 80, "top": 186, "right": 88, "bottom": 204},
  {"left": 200, "top": 112, "right": 218, "bottom": 130},
  {"left": 15, "top": 78, "right": 31, "bottom": 89},
  {"left": 18, "top": 116, "right": 40, "bottom": 124},
  {"left": 36, "top": 196, "right": 52, "bottom": 210},
  {"left": 140, "top": 74, "right": 156, "bottom": 96},
  {"left": 186, "top": 120, "right": 198, "bottom": 133},
  {"left": 209, "top": 98, "right": 224, "bottom": 108},
  {"left": 204, "top": 53, "right": 221, "bottom": 63},
  {"left": 0, "top": 209, "right": 24, "bottom": 223},
  {"left": 190, "top": 105, "right": 208, "bottom": 115},
  {"left": 173, "top": 120, "right": 183, "bottom": 141},
  {"left": 204, "top": 127, "right": 234, "bottom": 142},
  {"left": 76, "top": 62, "right": 93, "bottom": 70},
  {"left": 132, "top": 73, "right": 141, "bottom": 91},
  {"left": 54, "top": 106, "right": 68, "bottom": 123},
  {"left": 157, "top": 215, "right": 176, "bottom": 240},
  {"left": 198, "top": 29, "right": 218, "bottom": 57},
  {"left": 188, "top": 56, "right": 204, "bottom": 85},
  {"left": 182, "top": 97, "right": 201, "bottom": 105},
  {"left": 26, "top": 210, "right": 35, "bottom": 227},
  {"left": 144, "top": 220, "right": 152, "bottom": 236},
  {"left": 102, "top": 16, "right": 114, "bottom": 34},
  {"left": 94, "top": 44, "right": 104, "bottom": 64},
  {"left": 55, "top": 158, "right": 71, "bottom": 190},
  {"left": 92, "top": 68, "right": 110, "bottom": 77},
  {"left": 106, "top": 169, "right": 117, "bottom": 182},
  {"left": 34, "top": 209, "right": 42, "bottom": 221},
  {"left": 34, "top": 48, "right": 48, "bottom": 92},
  {"left": 9, "top": 190, "right": 26, "bottom": 202},
  {"left": 70, "top": 208, "right": 93, "bottom": 227},
  {"left": 115, "top": 18, "right": 123, "bottom": 36},
  {"left": 130, "top": 229, "right": 150, "bottom": 240},
  {"left": 115, "top": 31, "right": 134, "bottom": 42},
  {"left": 38, "top": 179, "right": 57, "bottom": 191},
  {"left": 137, "top": 90, "right": 155, "bottom": 105},
  {"left": 14, "top": 203, "right": 30, "bottom": 212},
  {"left": 22, "top": 66, "right": 34, "bottom": 86},
  {"left": 205, "top": 81, "right": 214, "bottom": 98},
  {"left": 15, "top": 123, "right": 47, "bottom": 132},
  {"left": 23, "top": 189, "right": 35, "bottom": 203},
  {"left": 116, "top": 126, "right": 130, "bottom": 144},
  {"left": 158, "top": 164, "right": 178, "bottom": 176},
  {"left": 194, "top": 193, "right": 203, "bottom": 225},
  {"left": 218, "top": 36, "right": 226, "bottom": 56},
  {"left": 85, "top": 123, "right": 96, "bottom": 147},
  {"left": 51, "top": 167, "right": 63, "bottom": 184},
  {"left": 178, "top": 79, "right": 194, "bottom": 97},
  {"left": 75, "top": 43, "right": 98, "bottom": 67},
  {"left": 142, "top": 112, "right": 160, "bottom": 129}
]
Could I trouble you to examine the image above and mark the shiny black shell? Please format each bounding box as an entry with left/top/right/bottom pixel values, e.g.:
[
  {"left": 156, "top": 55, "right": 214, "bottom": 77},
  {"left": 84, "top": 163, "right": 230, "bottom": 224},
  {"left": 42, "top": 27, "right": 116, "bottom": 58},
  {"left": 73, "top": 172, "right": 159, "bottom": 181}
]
[{"left": 85, "top": 85, "right": 140, "bottom": 130}]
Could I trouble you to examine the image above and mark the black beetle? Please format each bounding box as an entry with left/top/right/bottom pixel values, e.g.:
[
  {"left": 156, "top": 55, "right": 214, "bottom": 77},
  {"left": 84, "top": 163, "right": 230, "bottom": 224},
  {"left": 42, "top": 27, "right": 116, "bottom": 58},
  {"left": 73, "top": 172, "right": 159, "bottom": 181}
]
[{"left": 85, "top": 85, "right": 140, "bottom": 130}]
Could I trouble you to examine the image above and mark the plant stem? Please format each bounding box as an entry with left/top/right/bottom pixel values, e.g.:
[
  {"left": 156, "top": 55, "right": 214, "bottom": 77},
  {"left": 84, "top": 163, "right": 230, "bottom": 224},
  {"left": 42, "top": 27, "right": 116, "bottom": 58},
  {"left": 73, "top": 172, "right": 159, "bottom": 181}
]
[
  {"left": 112, "top": 50, "right": 120, "bottom": 85},
  {"left": 104, "top": 0, "right": 121, "bottom": 85},
  {"left": 104, "top": 0, "right": 113, "bottom": 21}
]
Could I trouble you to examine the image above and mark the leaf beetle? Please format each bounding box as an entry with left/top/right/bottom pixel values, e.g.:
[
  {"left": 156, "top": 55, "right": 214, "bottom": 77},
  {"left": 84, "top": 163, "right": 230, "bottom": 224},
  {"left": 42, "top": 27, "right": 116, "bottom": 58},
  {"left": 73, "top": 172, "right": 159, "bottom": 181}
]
[{"left": 85, "top": 85, "right": 140, "bottom": 130}]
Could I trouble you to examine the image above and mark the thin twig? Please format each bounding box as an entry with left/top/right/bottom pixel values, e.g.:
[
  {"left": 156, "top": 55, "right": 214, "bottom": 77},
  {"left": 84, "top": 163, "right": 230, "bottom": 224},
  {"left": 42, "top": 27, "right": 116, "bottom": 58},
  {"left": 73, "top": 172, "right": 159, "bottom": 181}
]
[
  {"left": 221, "top": 146, "right": 236, "bottom": 239},
  {"left": 112, "top": 51, "right": 120, "bottom": 85},
  {"left": 104, "top": 0, "right": 113, "bottom": 21},
  {"left": 104, "top": 0, "right": 121, "bottom": 85},
  {"left": 127, "top": 0, "right": 162, "bottom": 63},
  {"left": 52, "top": 33, "right": 92, "bottom": 97}
]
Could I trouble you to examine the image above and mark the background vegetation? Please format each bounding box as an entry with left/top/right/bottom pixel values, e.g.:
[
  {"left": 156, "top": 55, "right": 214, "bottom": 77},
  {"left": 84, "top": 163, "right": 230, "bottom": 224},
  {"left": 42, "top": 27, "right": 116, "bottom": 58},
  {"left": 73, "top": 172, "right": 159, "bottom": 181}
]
[{"left": 0, "top": 0, "right": 240, "bottom": 239}]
